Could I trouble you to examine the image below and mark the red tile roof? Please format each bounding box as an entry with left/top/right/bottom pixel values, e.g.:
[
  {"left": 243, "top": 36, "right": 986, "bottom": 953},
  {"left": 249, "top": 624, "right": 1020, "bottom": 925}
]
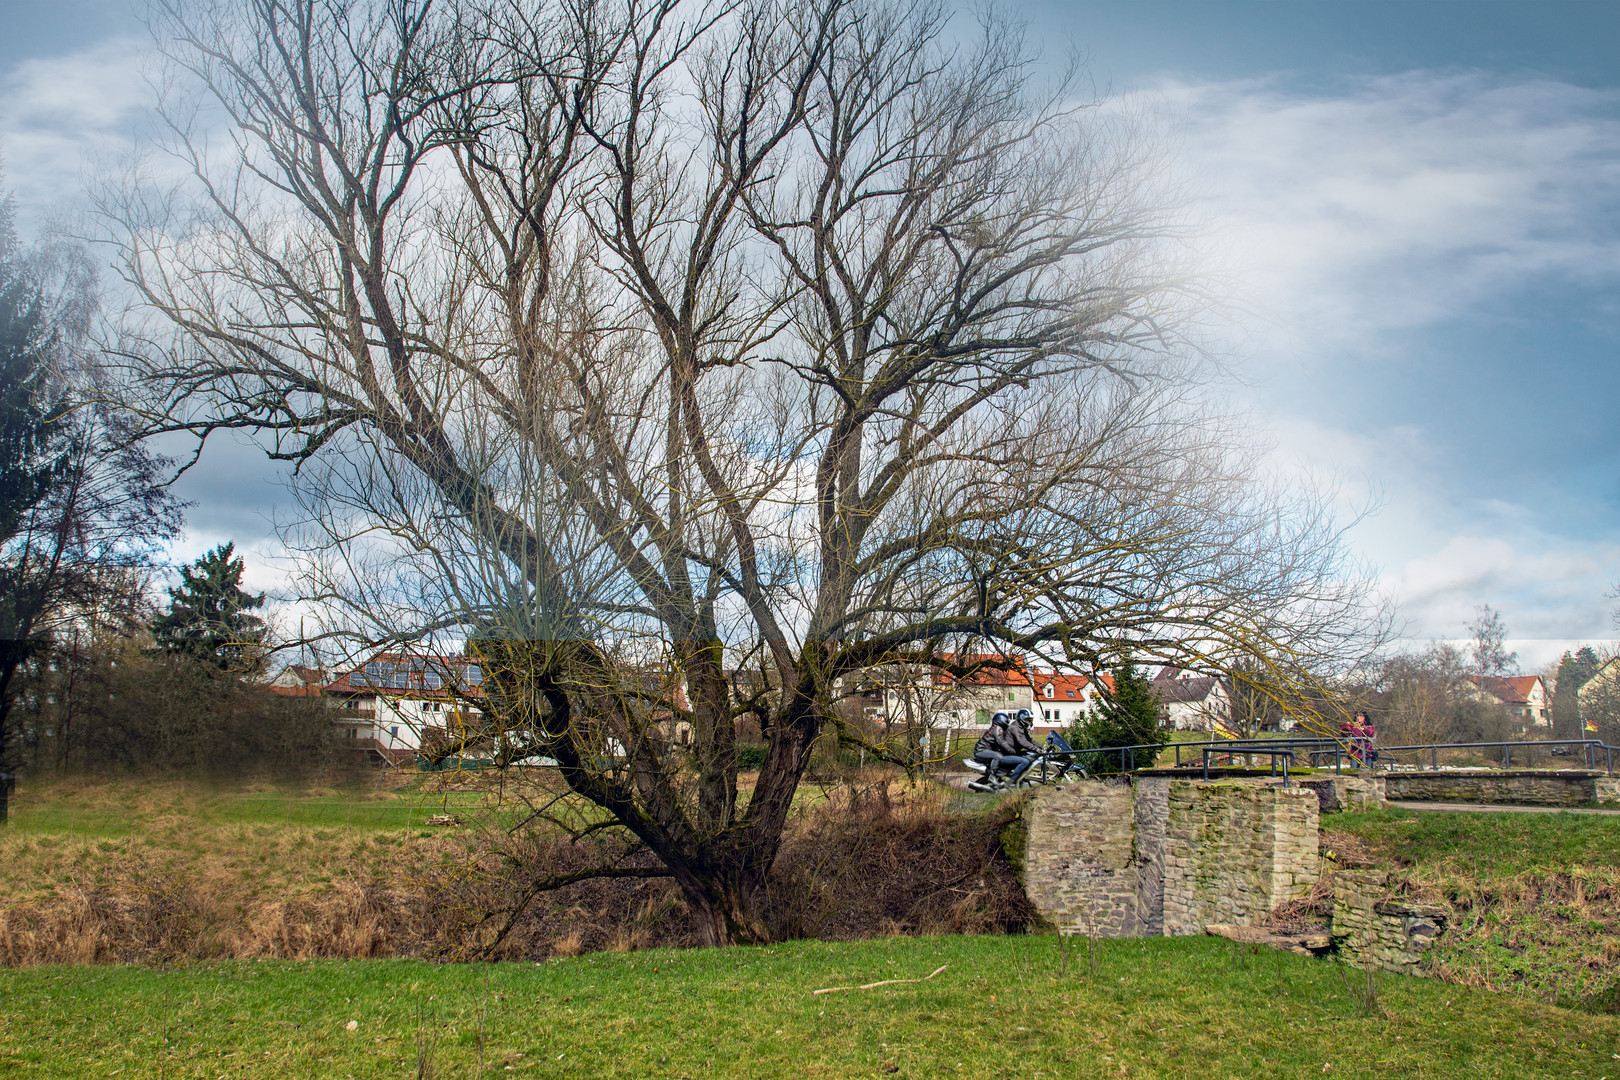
[{"left": 1471, "top": 675, "right": 1543, "bottom": 706}]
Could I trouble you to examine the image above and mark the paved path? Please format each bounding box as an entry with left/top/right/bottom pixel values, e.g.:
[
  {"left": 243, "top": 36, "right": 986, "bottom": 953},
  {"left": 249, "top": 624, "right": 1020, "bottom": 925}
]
[{"left": 1390, "top": 800, "right": 1620, "bottom": 816}]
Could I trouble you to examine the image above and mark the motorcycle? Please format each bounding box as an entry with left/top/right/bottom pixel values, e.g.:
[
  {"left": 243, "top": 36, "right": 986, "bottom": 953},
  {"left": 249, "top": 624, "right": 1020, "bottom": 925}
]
[{"left": 963, "top": 732, "right": 1087, "bottom": 792}]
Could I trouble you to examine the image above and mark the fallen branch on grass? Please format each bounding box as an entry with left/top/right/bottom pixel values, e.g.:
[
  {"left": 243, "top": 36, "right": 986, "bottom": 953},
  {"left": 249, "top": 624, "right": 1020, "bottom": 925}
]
[{"left": 812, "top": 964, "right": 949, "bottom": 995}]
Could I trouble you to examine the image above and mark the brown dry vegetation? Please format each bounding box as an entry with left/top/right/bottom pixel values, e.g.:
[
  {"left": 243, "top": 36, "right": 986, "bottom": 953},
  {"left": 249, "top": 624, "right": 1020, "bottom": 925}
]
[{"left": 0, "top": 773, "right": 1032, "bottom": 966}]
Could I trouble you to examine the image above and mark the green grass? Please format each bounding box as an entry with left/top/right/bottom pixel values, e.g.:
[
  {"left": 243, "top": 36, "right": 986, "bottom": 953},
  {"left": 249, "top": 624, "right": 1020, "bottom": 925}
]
[
  {"left": 1, "top": 935, "right": 1611, "bottom": 1079},
  {"left": 1, "top": 777, "right": 499, "bottom": 837},
  {"left": 1326, "top": 808, "right": 1620, "bottom": 877}
]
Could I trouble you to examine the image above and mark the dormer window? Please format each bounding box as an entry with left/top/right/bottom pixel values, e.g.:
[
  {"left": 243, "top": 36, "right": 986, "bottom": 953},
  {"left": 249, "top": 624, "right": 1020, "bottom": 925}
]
[{"left": 1044, "top": 684, "right": 1055, "bottom": 698}]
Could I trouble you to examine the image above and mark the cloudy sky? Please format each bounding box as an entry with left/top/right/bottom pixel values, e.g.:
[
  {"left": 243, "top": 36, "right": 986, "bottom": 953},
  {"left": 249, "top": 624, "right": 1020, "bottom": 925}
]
[{"left": 2, "top": 0, "right": 1617, "bottom": 669}]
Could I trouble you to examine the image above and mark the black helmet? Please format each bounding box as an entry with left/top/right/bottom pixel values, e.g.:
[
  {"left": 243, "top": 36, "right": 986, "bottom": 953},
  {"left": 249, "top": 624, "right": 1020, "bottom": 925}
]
[
  {"left": 1014, "top": 708, "right": 1035, "bottom": 725},
  {"left": 990, "top": 711, "right": 1011, "bottom": 726}
]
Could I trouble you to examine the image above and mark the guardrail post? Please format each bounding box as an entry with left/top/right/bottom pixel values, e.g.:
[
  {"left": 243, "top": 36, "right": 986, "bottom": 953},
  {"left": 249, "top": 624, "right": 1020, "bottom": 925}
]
[
  {"left": 1431, "top": 747, "right": 1437, "bottom": 771},
  {"left": 1504, "top": 745, "right": 1510, "bottom": 770}
]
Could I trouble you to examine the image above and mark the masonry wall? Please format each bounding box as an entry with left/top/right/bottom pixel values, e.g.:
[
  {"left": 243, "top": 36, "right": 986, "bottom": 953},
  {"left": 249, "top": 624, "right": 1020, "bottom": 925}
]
[
  {"left": 1383, "top": 771, "right": 1600, "bottom": 807},
  {"left": 1133, "top": 776, "right": 1170, "bottom": 936},
  {"left": 1330, "top": 868, "right": 1447, "bottom": 975},
  {"left": 1020, "top": 779, "right": 1142, "bottom": 936},
  {"left": 1020, "top": 777, "right": 1320, "bottom": 938},
  {"left": 1298, "top": 774, "right": 1384, "bottom": 813},
  {"left": 1160, "top": 781, "right": 1320, "bottom": 936}
]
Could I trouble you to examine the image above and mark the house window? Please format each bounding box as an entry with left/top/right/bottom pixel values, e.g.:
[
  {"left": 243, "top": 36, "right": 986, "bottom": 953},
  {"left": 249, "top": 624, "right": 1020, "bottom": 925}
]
[
  {"left": 389, "top": 726, "right": 398, "bottom": 739},
  {"left": 1045, "top": 684, "right": 1054, "bottom": 699}
]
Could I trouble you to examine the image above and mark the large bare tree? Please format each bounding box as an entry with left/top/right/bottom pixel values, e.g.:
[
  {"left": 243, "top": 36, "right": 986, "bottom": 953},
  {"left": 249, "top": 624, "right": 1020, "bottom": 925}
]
[{"left": 109, "top": 0, "right": 1383, "bottom": 943}]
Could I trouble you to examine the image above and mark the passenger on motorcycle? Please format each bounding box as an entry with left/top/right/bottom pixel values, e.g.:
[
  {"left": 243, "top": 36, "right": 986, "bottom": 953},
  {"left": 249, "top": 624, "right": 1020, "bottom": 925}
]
[{"left": 973, "top": 710, "right": 1040, "bottom": 786}]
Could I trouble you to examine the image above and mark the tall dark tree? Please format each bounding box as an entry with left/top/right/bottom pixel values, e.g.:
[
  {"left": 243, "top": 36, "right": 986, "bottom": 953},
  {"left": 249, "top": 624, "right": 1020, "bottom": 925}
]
[
  {"left": 149, "top": 543, "right": 267, "bottom": 671},
  {"left": 0, "top": 190, "right": 65, "bottom": 764},
  {"left": 1552, "top": 646, "right": 1601, "bottom": 740},
  {"left": 0, "top": 172, "right": 183, "bottom": 769}
]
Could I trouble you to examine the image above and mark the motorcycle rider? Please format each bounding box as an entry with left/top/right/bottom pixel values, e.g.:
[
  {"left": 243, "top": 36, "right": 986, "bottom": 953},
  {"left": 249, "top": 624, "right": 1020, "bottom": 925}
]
[
  {"left": 1006, "top": 708, "right": 1045, "bottom": 779},
  {"left": 972, "top": 710, "right": 1040, "bottom": 788}
]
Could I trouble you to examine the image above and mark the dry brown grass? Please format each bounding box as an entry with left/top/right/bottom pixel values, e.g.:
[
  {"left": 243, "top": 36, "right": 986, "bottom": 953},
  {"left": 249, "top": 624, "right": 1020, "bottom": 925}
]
[{"left": 0, "top": 771, "right": 1032, "bottom": 966}]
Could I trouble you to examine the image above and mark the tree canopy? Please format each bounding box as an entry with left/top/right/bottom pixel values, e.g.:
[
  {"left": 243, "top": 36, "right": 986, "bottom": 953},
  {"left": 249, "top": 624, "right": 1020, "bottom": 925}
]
[{"left": 111, "top": 0, "right": 1386, "bottom": 943}]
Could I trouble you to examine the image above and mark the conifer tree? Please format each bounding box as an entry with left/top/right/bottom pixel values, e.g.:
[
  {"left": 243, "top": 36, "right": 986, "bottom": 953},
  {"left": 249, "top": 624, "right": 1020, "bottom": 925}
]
[
  {"left": 150, "top": 544, "right": 267, "bottom": 671},
  {"left": 1069, "top": 660, "right": 1166, "bottom": 771}
]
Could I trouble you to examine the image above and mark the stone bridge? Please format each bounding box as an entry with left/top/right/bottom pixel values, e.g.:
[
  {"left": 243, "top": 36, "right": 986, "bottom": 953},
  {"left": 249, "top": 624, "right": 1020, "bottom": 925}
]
[{"left": 1017, "top": 776, "right": 1333, "bottom": 937}]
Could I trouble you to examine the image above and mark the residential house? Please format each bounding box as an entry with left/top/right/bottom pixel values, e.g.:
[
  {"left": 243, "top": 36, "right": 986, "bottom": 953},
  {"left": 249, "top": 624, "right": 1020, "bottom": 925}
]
[
  {"left": 267, "top": 664, "right": 326, "bottom": 697},
  {"left": 1152, "top": 666, "right": 1232, "bottom": 732},
  {"left": 1579, "top": 658, "right": 1620, "bottom": 733},
  {"left": 882, "top": 654, "right": 1036, "bottom": 731},
  {"left": 1032, "top": 672, "right": 1112, "bottom": 734},
  {"left": 325, "top": 653, "right": 485, "bottom": 761},
  {"left": 1468, "top": 674, "right": 1550, "bottom": 730}
]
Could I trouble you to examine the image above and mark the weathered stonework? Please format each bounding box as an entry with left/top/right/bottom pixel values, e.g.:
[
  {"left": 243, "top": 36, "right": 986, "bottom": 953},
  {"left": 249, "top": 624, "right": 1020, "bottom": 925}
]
[
  {"left": 1020, "top": 777, "right": 1320, "bottom": 938},
  {"left": 1133, "top": 776, "right": 1170, "bottom": 936},
  {"left": 1594, "top": 776, "right": 1620, "bottom": 805},
  {"left": 1298, "top": 774, "right": 1385, "bottom": 814},
  {"left": 1020, "top": 779, "right": 1141, "bottom": 936},
  {"left": 1160, "top": 781, "right": 1321, "bottom": 936},
  {"left": 1330, "top": 868, "right": 1447, "bottom": 975},
  {"left": 1383, "top": 770, "right": 1606, "bottom": 807}
]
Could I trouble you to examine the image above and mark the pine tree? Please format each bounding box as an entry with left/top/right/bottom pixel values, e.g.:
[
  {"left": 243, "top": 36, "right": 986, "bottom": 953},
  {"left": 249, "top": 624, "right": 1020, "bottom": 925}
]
[
  {"left": 150, "top": 544, "right": 267, "bottom": 671},
  {"left": 0, "top": 186, "right": 68, "bottom": 767},
  {"left": 1067, "top": 660, "right": 1166, "bottom": 771}
]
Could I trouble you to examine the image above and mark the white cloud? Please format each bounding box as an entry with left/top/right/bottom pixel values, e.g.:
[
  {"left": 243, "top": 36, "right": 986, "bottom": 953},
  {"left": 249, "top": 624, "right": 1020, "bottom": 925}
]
[
  {"left": 0, "top": 36, "right": 155, "bottom": 235},
  {"left": 1166, "top": 72, "right": 1620, "bottom": 361},
  {"left": 1141, "top": 72, "right": 1620, "bottom": 653}
]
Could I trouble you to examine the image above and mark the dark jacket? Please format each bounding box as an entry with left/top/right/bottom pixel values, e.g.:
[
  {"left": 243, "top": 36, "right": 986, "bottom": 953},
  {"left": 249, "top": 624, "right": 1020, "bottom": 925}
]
[
  {"left": 1006, "top": 720, "right": 1042, "bottom": 756},
  {"left": 974, "top": 723, "right": 1016, "bottom": 758}
]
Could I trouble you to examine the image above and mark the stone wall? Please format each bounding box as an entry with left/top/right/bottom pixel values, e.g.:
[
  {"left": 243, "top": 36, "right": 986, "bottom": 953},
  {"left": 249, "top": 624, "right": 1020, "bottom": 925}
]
[
  {"left": 1133, "top": 776, "right": 1170, "bottom": 936},
  {"left": 1019, "top": 779, "right": 1142, "bottom": 936},
  {"left": 1160, "top": 781, "right": 1320, "bottom": 936},
  {"left": 1298, "top": 773, "right": 1384, "bottom": 813},
  {"left": 1383, "top": 770, "right": 1602, "bottom": 807},
  {"left": 1020, "top": 777, "right": 1320, "bottom": 938},
  {"left": 1330, "top": 868, "right": 1447, "bottom": 975},
  {"left": 1595, "top": 777, "right": 1620, "bottom": 804}
]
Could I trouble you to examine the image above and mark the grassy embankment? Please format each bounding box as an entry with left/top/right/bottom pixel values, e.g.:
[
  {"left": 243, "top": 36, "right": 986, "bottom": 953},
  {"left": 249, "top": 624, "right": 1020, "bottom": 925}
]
[
  {"left": 0, "top": 775, "right": 536, "bottom": 964},
  {"left": 2, "top": 933, "right": 1613, "bottom": 1079},
  {"left": 1328, "top": 808, "right": 1620, "bottom": 1012}
]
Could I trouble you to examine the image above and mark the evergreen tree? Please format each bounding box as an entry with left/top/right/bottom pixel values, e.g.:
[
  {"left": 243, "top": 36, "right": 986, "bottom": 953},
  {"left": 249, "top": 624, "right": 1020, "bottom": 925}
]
[
  {"left": 150, "top": 544, "right": 267, "bottom": 671},
  {"left": 0, "top": 171, "right": 183, "bottom": 770},
  {"left": 0, "top": 197, "right": 65, "bottom": 546},
  {"left": 1552, "top": 646, "right": 1601, "bottom": 740},
  {"left": 1067, "top": 660, "right": 1166, "bottom": 771}
]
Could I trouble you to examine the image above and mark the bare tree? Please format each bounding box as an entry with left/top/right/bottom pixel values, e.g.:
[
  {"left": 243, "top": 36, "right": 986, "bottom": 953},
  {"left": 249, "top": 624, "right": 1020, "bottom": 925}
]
[
  {"left": 108, "top": 0, "right": 1385, "bottom": 943},
  {"left": 1467, "top": 603, "right": 1518, "bottom": 676}
]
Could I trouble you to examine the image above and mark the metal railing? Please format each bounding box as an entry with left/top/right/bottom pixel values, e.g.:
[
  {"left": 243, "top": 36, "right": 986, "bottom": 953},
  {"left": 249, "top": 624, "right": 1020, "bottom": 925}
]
[
  {"left": 1055, "top": 735, "right": 1620, "bottom": 779},
  {"left": 1370, "top": 738, "right": 1616, "bottom": 775}
]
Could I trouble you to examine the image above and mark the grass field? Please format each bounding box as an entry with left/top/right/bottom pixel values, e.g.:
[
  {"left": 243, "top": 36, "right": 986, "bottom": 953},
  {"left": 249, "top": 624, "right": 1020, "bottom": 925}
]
[
  {"left": 1326, "top": 808, "right": 1620, "bottom": 878},
  {"left": 1325, "top": 807, "right": 1620, "bottom": 1011},
  {"left": 1, "top": 934, "right": 1612, "bottom": 1079}
]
